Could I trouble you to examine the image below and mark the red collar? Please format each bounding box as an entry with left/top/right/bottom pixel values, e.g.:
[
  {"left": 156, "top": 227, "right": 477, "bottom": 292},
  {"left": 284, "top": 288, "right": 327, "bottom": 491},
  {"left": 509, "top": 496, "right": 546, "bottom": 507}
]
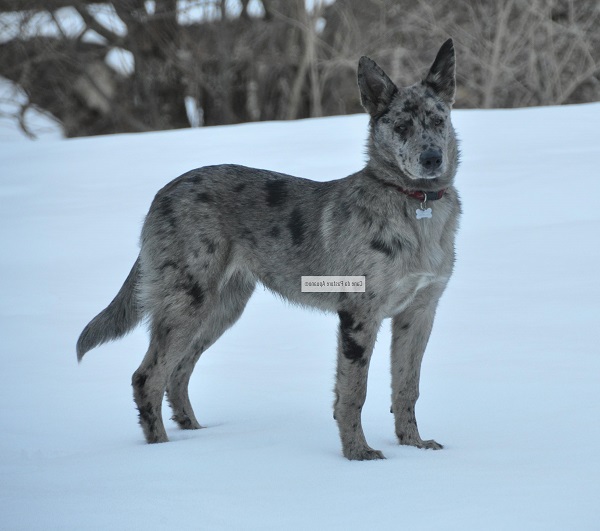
[
  {"left": 368, "top": 174, "right": 446, "bottom": 201},
  {"left": 396, "top": 187, "right": 446, "bottom": 202}
]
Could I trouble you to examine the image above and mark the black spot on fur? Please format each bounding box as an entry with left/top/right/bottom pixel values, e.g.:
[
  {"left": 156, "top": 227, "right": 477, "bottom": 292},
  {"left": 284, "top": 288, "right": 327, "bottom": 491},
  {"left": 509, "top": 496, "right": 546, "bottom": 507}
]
[
  {"left": 338, "top": 310, "right": 354, "bottom": 329},
  {"left": 159, "top": 260, "right": 179, "bottom": 271},
  {"left": 370, "top": 237, "right": 402, "bottom": 257},
  {"left": 288, "top": 207, "right": 305, "bottom": 246},
  {"left": 137, "top": 403, "right": 157, "bottom": 427},
  {"left": 204, "top": 239, "right": 217, "bottom": 254},
  {"left": 359, "top": 210, "right": 374, "bottom": 228},
  {"left": 234, "top": 183, "right": 246, "bottom": 193},
  {"left": 269, "top": 225, "right": 281, "bottom": 238},
  {"left": 436, "top": 103, "right": 445, "bottom": 112},
  {"left": 342, "top": 337, "right": 366, "bottom": 364},
  {"left": 132, "top": 372, "right": 147, "bottom": 388},
  {"left": 158, "top": 196, "right": 174, "bottom": 216},
  {"left": 196, "top": 192, "right": 212, "bottom": 203},
  {"left": 339, "top": 311, "right": 364, "bottom": 332},
  {"left": 265, "top": 180, "right": 288, "bottom": 207},
  {"left": 242, "top": 228, "right": 257, "bottom": 245},
  {"left": 158, "top": 196, "right": 176, "bottom": 228},
  {"left": 180, "top": 271, "right": 205, "bottom": 308},
  {"left": 338, "top": 202, "right": 351, "bottom": 219},
  {"left": 188, "top": 282, "right": 205, "bottom": 307},
  {"left": 338, "top": 311, "right": 366, "bottom": 364},
  {"left": 402, "top": 101, "right": 419, "bottom": 114},
  {"left": 400, "top": 322, "right": 411, "bottom": 331}
]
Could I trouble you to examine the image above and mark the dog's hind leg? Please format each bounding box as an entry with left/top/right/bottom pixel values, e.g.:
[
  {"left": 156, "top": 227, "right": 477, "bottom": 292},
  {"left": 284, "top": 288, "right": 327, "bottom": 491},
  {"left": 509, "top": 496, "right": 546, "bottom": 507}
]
[
  {"left": 166, "top": 270, "right": 256, "bottom": 430},
  {"left": 132, "top": 314, "right": 199, "bottom": 444},
  {"left": 390, "top": 288, "right": 444, "bottom": 450},
  {"left": 334, "top": 311, "right": 384, "bottom": 460},
  {"left": 165, "top": 343, "right": 204, "bottom": 430}
]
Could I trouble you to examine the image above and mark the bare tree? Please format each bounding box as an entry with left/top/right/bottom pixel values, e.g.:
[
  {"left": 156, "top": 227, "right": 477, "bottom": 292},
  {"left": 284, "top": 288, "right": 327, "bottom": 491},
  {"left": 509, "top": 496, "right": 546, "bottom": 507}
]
[{"left": 0, "top": 0, "right": 598, "bottom": 138}]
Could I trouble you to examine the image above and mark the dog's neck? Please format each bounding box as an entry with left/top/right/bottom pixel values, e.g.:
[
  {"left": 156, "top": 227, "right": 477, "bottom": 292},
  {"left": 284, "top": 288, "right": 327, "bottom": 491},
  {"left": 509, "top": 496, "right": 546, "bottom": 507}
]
[{"left": 365, "top": 171, "right": 447, "bottom": 202}]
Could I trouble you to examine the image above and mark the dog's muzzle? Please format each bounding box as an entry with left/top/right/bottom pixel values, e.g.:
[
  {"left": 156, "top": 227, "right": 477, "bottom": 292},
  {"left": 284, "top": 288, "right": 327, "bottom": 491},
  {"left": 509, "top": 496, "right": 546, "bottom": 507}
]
[{"left": 420, "top": 149, "right": 443, "bottom": 176}]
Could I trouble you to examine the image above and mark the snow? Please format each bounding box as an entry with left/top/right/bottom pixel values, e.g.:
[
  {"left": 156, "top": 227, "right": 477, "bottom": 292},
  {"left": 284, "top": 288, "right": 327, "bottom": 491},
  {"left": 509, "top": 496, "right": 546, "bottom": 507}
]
[{"left": 1, "top": 103, "right": 599, "bottom": 529}]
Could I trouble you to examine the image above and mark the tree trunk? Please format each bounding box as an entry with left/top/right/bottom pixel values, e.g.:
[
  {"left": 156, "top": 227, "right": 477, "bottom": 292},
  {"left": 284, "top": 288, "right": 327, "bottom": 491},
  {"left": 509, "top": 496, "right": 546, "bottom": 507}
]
[{"left": 116, "top": 0, "right": 189, "bottom": 130}]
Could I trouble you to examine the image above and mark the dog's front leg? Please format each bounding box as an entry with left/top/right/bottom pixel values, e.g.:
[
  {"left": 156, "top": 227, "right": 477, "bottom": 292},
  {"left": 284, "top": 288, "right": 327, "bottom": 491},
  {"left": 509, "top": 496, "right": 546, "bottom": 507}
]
[
  {"left": 390, "top": 293, "right": 444, "bottom": 450},
  {"left": 334, "top": 311, "right": 384, "bottom": 460}
]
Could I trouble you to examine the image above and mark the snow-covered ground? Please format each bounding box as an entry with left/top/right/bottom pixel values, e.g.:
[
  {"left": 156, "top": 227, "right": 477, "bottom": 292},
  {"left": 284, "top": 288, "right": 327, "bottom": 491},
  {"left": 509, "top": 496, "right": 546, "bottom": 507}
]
[{"left": 1, "top": 103, "right": 599, "bottom": 530}]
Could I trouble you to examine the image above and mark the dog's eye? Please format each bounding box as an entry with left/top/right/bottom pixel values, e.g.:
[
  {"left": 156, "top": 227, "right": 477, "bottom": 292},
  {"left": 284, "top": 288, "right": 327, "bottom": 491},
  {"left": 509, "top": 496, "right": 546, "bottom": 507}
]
[
  {"left": 394, "top": 123, "right": 409, "bottom": 134},
  {"left": 433, "top": 117, "right": 445, "bottom": 127}
]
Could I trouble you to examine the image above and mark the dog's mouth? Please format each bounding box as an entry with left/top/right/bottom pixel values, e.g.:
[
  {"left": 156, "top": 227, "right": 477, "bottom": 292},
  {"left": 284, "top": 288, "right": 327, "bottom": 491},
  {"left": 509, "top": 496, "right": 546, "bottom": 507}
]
[
  {"left": 398, "top": 166, "right": 449, "bottom": 192},
  {"left": 404, "top": 167, "right": 444, "bottom": 182},
  {"left": 412, "top": 171, "right": 442, "bottom": 180},
  {"left": 395, "top": 150, "right": 446, "bottom": 182}
]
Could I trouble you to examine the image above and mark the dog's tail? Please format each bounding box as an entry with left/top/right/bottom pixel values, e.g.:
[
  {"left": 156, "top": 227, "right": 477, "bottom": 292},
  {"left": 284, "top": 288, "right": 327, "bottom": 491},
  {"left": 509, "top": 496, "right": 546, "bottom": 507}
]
[{"left": 77, "top": 257, "right": 143, "bottom": 362}]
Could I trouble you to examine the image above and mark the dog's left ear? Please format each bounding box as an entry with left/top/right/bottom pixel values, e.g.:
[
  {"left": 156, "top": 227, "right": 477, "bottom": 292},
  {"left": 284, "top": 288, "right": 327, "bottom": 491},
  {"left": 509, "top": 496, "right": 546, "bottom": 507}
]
[
  {"left": 357, "top": 56, "right": 398, "bottom": 118},
  {"left": 424, "top": 39, "right": 456, "bottom": 105}
]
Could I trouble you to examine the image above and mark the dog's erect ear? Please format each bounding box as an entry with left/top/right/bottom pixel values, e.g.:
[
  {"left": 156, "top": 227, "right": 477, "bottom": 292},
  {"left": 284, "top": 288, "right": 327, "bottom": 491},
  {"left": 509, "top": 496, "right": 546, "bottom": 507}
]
[
  {"left": 424, "top": 39, "right": 456, "bottom": 105},
  {"left": 357, "top": 56, "right": 398, "bottom": 118}
]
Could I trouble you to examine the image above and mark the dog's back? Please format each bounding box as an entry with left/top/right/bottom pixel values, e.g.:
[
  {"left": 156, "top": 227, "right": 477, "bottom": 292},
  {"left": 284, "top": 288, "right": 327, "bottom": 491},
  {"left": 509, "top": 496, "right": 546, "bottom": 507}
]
[{"left": 137, "top": 163, "right": 458, "bottom": 316}]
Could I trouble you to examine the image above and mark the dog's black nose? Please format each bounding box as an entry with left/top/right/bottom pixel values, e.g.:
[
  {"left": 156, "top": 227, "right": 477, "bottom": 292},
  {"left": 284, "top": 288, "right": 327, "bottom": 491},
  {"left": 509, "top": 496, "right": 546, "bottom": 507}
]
[{"left": 420, "top": 149, "right": 443, "bottom": 172}]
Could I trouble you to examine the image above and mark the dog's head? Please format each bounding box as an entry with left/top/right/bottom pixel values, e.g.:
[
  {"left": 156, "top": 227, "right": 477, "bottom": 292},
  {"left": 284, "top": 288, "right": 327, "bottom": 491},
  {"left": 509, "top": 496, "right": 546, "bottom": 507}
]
[{"left": 358, "top": 39, "right": 458, "bottom": 190}]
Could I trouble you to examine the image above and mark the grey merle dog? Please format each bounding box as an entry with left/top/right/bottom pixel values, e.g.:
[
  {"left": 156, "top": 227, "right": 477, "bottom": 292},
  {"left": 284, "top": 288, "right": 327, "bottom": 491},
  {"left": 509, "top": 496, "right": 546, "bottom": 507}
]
[{"left": 77, "top": 39, "right": 461, "bottom": 460}]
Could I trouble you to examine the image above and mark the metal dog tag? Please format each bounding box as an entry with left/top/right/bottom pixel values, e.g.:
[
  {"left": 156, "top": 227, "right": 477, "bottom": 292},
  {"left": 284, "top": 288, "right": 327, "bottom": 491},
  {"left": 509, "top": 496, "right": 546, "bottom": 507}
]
[{"left": 416, "top": 207, "right": 432, "bottom": 219}]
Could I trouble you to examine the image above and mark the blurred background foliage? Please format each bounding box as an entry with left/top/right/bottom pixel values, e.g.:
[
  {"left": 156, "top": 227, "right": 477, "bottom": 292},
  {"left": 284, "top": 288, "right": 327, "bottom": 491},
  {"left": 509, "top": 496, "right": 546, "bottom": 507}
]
[{"left": 0, "top": 0, "right": 598, "bottom": 138}]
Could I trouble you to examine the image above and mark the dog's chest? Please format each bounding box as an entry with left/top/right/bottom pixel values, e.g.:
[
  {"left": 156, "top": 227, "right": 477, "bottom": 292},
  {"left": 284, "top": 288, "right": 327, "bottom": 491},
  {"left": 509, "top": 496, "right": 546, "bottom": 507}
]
[
  {"left": 384, "top": 273, "right": 439, "bottom": 317},
  {"left": 382, "top": 204, "right": 454, "bottom": 317},
  {"left": 384, "top": 256, "right": 447, "bottom": 318}
]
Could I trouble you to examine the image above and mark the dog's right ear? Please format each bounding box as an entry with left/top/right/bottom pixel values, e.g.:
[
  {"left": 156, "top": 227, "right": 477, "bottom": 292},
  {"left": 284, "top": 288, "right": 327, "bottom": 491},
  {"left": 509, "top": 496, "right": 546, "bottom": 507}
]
[
  {"left": 357, "top": 57, "right": 398, "bottom": 118},
  {"left": 424, "top": 39, "right": 456, "bottom": 105}
]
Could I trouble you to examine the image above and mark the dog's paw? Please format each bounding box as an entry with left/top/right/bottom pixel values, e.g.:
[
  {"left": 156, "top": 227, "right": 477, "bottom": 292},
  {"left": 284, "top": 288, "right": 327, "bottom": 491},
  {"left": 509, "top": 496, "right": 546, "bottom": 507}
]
[
  {"left": 146, "top": 433, "right": 169, "bottom": 444},
  {"left": 416, "top": 439, "right": 443, "bottom": 450},
  {"left": 172, "top": 416, "right": 204, "bottom": 430},
  {"left": 397, "top": 432, "right": 443, "bottom": 450},
  {"left": 343, "top": 446, "right": 386, "bottom": 461}
]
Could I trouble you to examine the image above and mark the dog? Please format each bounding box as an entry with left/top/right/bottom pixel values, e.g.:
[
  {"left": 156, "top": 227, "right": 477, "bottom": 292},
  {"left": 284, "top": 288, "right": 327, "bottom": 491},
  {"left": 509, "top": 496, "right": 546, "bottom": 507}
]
[{"left": 77, "top": 39, "right": 460, "bottom": 460}]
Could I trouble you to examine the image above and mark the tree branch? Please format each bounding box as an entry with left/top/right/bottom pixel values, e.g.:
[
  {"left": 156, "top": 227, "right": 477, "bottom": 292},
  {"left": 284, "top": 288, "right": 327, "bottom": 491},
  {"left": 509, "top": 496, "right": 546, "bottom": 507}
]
[{"left": 74, "top": 5, "right": 122, "bottom": 45}]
